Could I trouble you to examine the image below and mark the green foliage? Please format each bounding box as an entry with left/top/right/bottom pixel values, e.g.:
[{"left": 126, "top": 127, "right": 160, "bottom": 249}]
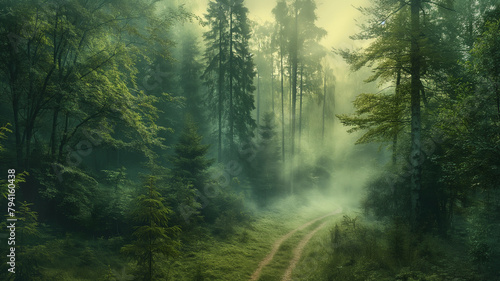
[
  {"left": 168, "top": 118, "right": 213, "bottom": 226},
  {"left": 0, "top": 202, "right": 50, "bottom": 281},
  {"left": 202, "top": 0, "right": 257, "bottom": 157},
  {"left": 38, "top": 164, "right": 97, "bottom": 227},
  {"left": 171, "top": 118, "right": 214, "bottom": 191},
  {"left": 205, "top": 190, "right": 249, "bottom": 238},
  {"left": 93, "top": 167, "right": 133, "bottom": 236},
  {"left": 313, "top": 219, "right": 476, "bottom": 281},
  {"left": 0, "top": 123, "right": 11, "bottom": 152},
  {"left": 337, "top": 92, "right": 408, "bottom": 144},
  {"left": 100, "top": 265, "right": 117, "bottom": 281},
  {"left": 121, "top": 176, "right": 180, "bottom": 281},
  {"left": 245, "top": 113, "right": 283, "bottom": 204}
]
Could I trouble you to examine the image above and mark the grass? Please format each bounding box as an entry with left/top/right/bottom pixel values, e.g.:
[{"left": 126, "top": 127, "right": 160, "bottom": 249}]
[
  {"left": 167, "top": 197, "right": 341, "bottom": 281},
  {"left": 291, "top": 216, "right": 484, "bottom": 281},
  {"left": 4, "top": 195, "right": 343, "bottom": 281},
  {"left": 257, "top": 220, "right": 325, "bottom": 281}
]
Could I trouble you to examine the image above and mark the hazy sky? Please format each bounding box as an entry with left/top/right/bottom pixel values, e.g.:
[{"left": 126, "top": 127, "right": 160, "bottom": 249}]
[
  {"left": 180, "top": 0, "right": 379, "bottom": 163},
  {"left": 187, "top": 0, "right": 370, "bottom": 50}
]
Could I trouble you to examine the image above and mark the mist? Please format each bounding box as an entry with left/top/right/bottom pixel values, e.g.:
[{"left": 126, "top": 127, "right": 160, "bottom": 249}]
[{"left": 1, "top": 0, "right": 498, "bottom": 280}]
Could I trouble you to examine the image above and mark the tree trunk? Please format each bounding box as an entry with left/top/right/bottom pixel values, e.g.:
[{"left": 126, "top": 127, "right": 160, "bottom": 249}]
[
  {"left": 291, "top": 4, "right": 298, "bottom": 158},
  {"left": 58, "top": 113, "right": 70, "bottom": 161},
  {"left": 50, "top": 103, "right": 61, "bottom": 158},
  {"left": 393, "top": 63, "right": 402, "bottom": 165},
  {"left": 298, "top": 64, "right": 303, "bottom": 153},
  {"left": 271, "top": 57, "right": 274, "bottom": 113},
  {"left": 218, "top": 7, "right": 223, "bottom": 162},
  {"left": 322, "top": 70, "right": 326, "bottom": 141},
  {"left": 12, "top": 89, "right": 23, "bottom": 168},
  {"left": 280, "top": 42, "right": 286, "bottom": 165},
  {"left": 229, "top": 5, "right": 234, "bottom": 157},
  {"left": 257, "top": 71, "right": 260, "bottom": 127},
  {"left": 410, "top": 0, "right": 422, "bottom": 230},
  {"left": 290, "top": 3, "right": 299, "bottom": 195}
]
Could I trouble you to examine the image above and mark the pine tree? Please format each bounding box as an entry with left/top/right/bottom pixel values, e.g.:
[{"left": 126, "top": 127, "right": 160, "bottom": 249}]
[
  {"left": 203, "top": 0, "right": 256, "bottom": 160},
  {"left": 272, "top": 0, "right": 326, "bottom": 194},
  {"left": 179, "top": 31, "right": 205, "bottom": 128},
  {"left": 168, "top": 117, "right": 214, "bottom": 225},
  {"left": 171, "top": 117, "right": 214, "bottom": 192},
  {"left": 249, "top": 113, "right": 283, "bottom": 204},
  {"left": 121, "top": 176, "right": 180, "bottom": 281},
  {"left": 337, "top": 0, "right": 460, "bottom": 229}
]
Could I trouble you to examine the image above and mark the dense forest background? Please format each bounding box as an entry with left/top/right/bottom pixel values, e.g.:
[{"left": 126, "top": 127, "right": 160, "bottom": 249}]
[{"left": 0, "top": 0, "right": 499, "bottom": 280}]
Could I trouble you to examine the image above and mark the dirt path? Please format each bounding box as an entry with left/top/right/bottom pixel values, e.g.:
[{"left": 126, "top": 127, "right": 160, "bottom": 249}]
[
  {"left": 249, "top": 208, "right": 342, "bottom": 281},
  {"left": 281, "top": 221, "right": 328, "bottom": 281}
]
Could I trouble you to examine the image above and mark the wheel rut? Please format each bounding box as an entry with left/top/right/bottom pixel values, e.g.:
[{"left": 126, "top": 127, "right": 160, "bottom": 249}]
[{"left": 249, "top": 208, "right": 342, "bottom": 281}]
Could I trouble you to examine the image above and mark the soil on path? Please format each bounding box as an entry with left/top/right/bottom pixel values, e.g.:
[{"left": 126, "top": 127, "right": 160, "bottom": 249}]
[
  {"left": 281, "top": 221, "right": 328, "bottom": 281},
  {"left": 249, "top": 208, "right": 342, "bottom": 281}
]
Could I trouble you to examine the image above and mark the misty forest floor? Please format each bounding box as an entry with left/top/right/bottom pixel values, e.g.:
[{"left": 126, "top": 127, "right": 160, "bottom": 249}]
[
  {"left": 167, "top": 200, "right": 344, "bottom": 281},
  {"left": 26, "top": 194, "right": 489, "bottom": 281},
  {"left": 34, "top": 195, "right": 345, "bottom": 281}
]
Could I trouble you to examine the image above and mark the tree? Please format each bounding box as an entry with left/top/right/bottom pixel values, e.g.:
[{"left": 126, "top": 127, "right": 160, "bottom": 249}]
[
  {"left": 171, "top": 117, "right": 214, "bottom": 192},
  {"left": 338, "top": 0, "right": 462, "bottom": 229},
  {"left": 272, "top": 0, "right": 290, "bottom": 167},
  {"left": 169, "top": 117, "right": 213, "bottom": 226},
  {"left": 247, "top": 113, "right": 283, "bottom": 204},
  {"left": 0, "top": 0, "right": 160, "bottom": 168},
  {"left": 121, "top": 176, "right": 180, "bottom": 281},
  {"left": 272, "top": 0, "right": 325, "bottom": 193},
  {"left": 179, "top": 30, "right": 205, "bottom": 127},
  {"left": 203, "top": 0, "right": 256, "bottom": 161}
]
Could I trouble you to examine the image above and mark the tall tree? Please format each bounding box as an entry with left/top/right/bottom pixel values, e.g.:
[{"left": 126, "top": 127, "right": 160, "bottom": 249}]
[
  {"left": 338, "top": 0, "right": 460, "bottom": 229},
  {"left": 272, "top": 0, "right": 325, "bottom": 193},
  {"left": 272, "top": 0, "right": 290, "bottom": 169},
  {"left": 203, "top": 0, "right": 256, "bottom": 160},
  {"left": 0, "top": 0, "right": 178, "bottom": 171},
  {"left": 202, "top": 0, "right": 228, "bottom": 162}
]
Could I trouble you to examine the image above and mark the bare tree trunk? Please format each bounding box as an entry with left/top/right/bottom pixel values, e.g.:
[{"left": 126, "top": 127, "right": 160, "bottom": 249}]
[
  {"left": 50, "top": 103, "right": 61, "bottom": 158},
  {"left": 257, "top": 71, "right": 260, "bottom": 127},
  {"left": 271, "top": 57, "right": 274, "bottom": 113},
  {"left": 410, "top": 0, "right": 422, "bottom": 230},
  {"left": 12, "top": 89, "right": 23, "bottom": 167},
  {"left": 280, "top": 43, "right": 285, "bottom": 165},
  {"left": 229, "top": 6, "right": 234, "bottom": 157},
  {"left": 322, "top": 70, "right": 326, "bottom": 141},
  {"left": 290, "top": 2, "right": 299, "bottom": 195},
  {"left": 393, "top": 64, "right": 402, "bottom": 165},
  {"left": 218, "top": 7, "right": 223, "bottom": 163},
  {"left": 298, "top": 64, "right": 303, "bottom": 154}
]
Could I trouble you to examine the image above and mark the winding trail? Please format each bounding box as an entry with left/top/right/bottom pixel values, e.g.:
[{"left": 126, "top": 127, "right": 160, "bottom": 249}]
[
  {"left": 281, "top": 221, "right": 328, "bottom": 281},
  {"left": 249, "top": 208, "right": 342, "bottom": 281}
]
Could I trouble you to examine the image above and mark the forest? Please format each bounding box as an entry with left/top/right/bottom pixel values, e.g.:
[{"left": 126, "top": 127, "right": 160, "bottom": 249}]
[{"left": 0, "top": 0, "right": 499, "bottom": 280}]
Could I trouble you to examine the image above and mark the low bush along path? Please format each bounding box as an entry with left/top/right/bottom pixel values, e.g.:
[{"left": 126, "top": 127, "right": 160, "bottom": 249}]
[{"left": 249, "top": 208, "right": 342, "bottom": 281}]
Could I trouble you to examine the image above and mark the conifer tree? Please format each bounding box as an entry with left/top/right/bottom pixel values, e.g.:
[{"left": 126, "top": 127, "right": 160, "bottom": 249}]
[
  {"left": 337, "top": 0, "right": 460, "bottom": 229},
  {"left": 203, "top": 0, "right": 256, "bottom": 160},
  {"left": 249, "top": 113, "right": 283, "bottom": 204},
  {"left": 168, "top": 117, "right": 214, "bottom": 225},
  {"left": 121, "top": 176, "right": 180, "bottom": 281},
  {"left": 171, "top": 117, "right": 214, "bottom": 192}
]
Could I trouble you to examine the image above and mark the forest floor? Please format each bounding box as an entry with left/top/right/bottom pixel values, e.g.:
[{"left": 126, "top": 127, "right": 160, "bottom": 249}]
[
  {"left": 164, "top": 196, "right": 346, "bottom": 281},
  {"left": 31, "top": 195, "right": 347, "bottom": 281}
]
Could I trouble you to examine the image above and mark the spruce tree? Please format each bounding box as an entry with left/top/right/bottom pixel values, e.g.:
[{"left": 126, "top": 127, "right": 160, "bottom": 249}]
[
  {"left": 203, "top": 0, "right": 256, "bottom": 160},
  {"left": 169, "top": 117, "right": 214, "bottom": 225},
  {"left": 121, "top": 176, "right": 180, "bottom": 281},
  {"left": 249, "top": 113, "right": 283, "bottom": 204},
  {"left": 171, "top": 117, "right": 214, "bottom": 192}
]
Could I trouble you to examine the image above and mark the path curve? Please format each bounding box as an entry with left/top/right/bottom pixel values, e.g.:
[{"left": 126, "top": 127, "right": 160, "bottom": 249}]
[
  {"left": 249, "top": 208, "right": 342, "bottom": 281},
  {"left": 281, "top": 221, "right": 328, "bottom": 281}
]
